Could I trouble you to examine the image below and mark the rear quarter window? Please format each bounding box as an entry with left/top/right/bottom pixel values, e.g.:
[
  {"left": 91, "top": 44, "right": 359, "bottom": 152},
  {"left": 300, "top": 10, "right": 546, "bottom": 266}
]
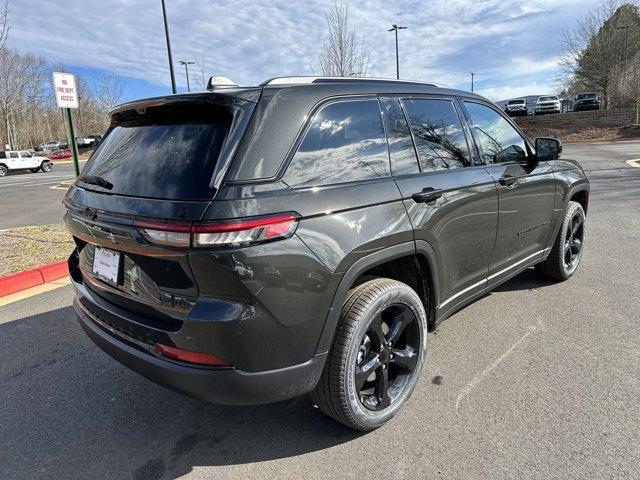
[{"left": 284, "top": 98, "right": 390, "bottom": 188}]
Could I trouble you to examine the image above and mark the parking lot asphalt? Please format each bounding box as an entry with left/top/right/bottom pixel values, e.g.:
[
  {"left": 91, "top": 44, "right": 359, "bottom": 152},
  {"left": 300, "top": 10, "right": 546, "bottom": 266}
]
[
  {"left": 1, "top": 140, "right": 639, "bottom": 479},
  {"left": 0, "top": 162, "right": 82, "bottom": 230}
]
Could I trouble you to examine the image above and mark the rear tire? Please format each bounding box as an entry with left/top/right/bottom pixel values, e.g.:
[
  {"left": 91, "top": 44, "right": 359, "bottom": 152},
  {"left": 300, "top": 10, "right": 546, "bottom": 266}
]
[
  {"left": 312, "top": 278, "right": 427, "bottom": 431},
  {"left": 0, "top": 165, "right": 7, "bottom": 177},
  {"left": 536, "top": 201, "right": 585, "bottom": 281}
]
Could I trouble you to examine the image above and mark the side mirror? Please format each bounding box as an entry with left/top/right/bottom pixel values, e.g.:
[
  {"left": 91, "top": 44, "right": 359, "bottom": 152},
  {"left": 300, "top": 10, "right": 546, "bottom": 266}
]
[{"left": 535, "top": 137, "right": 562, "bottom": 161}]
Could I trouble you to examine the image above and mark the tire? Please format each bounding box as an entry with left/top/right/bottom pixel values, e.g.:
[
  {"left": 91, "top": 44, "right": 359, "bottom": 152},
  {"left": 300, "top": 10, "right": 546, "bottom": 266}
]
[
  {"left": 0, "top": 165, "right": 7, "bottom": 177},
  {"left": 312, "top": 278, "right": 428, "bottom": 431},
  {"left": 536, "top": 201, "right": 585, "bottom": 281},
  {"left": 41, "top": 161, "right": 53, "bottom": 173}
]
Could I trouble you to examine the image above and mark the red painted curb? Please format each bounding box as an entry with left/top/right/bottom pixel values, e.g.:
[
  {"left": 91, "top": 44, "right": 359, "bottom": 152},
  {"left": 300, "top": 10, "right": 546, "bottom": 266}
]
[{"left": 0, "top": 260, "right": 69, "bottom": 298}]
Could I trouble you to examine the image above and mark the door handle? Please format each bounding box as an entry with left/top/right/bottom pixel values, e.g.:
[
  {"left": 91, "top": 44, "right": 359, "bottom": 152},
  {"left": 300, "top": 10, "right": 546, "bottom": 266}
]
[
  {"left": 412, "top": 187, "right": 443, "bottom": 204},
  {"left": 498, "top": 174, "right": 518, "bottom": 187}
]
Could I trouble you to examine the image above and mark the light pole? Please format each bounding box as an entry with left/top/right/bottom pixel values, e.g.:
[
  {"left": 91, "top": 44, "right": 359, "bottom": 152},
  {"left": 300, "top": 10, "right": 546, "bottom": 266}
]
[
  {"left": 179, "top": 60, "right": 195, "bottom": 92},
  {"left": 616, "top": 25, "right": 630, "bottom": 73},
  {"left": 470, "top": 72, "right": 475, "bottom": 92},
  {"left": 388, "top": 24, "right": 407, "bottom": 79},
  {"left": 161, "top": 0, "right": 177, "bottom": 94}
]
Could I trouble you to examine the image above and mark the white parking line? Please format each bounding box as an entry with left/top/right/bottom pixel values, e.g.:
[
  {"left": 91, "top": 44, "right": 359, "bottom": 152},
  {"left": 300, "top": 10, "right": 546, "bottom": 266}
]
[{"left": 626, "top": 159, "right": 640, "bottom": 168}]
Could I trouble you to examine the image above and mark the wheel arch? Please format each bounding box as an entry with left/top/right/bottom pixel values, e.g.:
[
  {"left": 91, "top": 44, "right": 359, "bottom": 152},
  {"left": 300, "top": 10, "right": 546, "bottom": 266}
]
[
  {"left": 568, "top": 186, "right": 589, "bottom": 214},
  {"left": 315, "top": 241, "right": 440, "bottom": 355}
]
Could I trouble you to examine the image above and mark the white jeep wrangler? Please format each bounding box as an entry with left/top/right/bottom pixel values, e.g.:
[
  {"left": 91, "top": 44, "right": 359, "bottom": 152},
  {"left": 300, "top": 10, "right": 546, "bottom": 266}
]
[{"left": 0, "top": 150, "right": 53, "bottom": 177}]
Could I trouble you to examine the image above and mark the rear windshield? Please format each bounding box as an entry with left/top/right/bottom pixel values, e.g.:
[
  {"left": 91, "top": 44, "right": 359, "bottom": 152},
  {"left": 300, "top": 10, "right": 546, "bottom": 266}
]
[{"left": 80, "top": 103, "right": 232, "bottom": 200}]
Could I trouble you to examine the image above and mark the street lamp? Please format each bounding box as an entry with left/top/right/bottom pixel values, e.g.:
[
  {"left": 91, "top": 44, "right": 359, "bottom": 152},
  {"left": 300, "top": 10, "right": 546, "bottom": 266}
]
[
  {"left": 616, "top": 25, "right": 630, "bottom": 73},
  {"left": 470, "top": 72, "right": 475, "bottom": 93},
  {"left": 179, "top": 60, "right": 196, "bottom": 92},
  {"left": 388, "top": 24, "right": 407, "bottom": 79},
  {"left": 161, "top": 0, "right": 177, "bottom": 94}
]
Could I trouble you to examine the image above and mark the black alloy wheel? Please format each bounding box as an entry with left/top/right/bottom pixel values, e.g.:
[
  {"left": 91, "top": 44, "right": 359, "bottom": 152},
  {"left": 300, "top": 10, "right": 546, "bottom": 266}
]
[
  {"left": 312, "top": 278, "right": 427, "bottom": 431},
  {"left": 355, "top": 304, "right": 420, "bottom": 411},
  {"left": 563, "top": 209, "right": 584, "bottom": 275}
]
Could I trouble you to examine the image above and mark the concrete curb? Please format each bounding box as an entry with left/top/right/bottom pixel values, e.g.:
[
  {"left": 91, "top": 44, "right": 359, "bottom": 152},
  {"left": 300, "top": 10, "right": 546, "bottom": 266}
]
[{"left": 0, "top": 260, "right": 69, "bottom": 298}]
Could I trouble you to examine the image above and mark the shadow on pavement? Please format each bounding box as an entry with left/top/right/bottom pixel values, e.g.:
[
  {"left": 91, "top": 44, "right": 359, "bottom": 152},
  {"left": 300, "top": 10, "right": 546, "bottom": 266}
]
[
  {"left": 0, "top": 306, "right": 360, "bottom": 480},
  {"left": 0, "top": 266, "right": 569, "bottom": 480}
]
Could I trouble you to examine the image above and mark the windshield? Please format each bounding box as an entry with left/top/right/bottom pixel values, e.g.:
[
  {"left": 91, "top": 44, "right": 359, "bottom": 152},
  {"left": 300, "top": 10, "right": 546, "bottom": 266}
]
[
  {"left": 577, "top": 93, "right": 596, "bottom": 100},
  {"left": 80, "top": 103, "right": 232, "bottom": 201},
  {"left": 508, "top": 100, "right": 525, "bottom": 105},
  {"left": 538, "top": 96, "right": 558, "bottom": 102}
]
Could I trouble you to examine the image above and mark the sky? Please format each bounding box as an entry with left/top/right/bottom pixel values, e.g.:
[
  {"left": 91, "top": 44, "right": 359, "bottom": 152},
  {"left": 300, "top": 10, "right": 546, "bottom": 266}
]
[{"left": 6, "top": 0, "right": 595, "bottom": 102}]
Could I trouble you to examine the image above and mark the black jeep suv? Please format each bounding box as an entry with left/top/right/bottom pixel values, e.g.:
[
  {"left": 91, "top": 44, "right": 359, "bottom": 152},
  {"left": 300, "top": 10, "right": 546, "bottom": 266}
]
[{"left": 65, "top": 77, "right": 589, "bottom": 430}]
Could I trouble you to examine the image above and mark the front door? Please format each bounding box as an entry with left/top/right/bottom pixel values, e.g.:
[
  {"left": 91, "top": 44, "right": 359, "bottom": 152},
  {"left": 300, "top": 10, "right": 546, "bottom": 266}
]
[
  {"left": 461, "top": 100, "right": 556, "bottom": 287},
  {"left": 381, "top": 96, "right": 499, "bottom": 312}
]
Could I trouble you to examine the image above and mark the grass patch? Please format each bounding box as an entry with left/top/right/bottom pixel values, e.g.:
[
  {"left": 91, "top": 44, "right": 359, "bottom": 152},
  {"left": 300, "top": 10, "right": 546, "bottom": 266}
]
[{"left": 0, "top": 224, "right": 74, "bottom": 277}]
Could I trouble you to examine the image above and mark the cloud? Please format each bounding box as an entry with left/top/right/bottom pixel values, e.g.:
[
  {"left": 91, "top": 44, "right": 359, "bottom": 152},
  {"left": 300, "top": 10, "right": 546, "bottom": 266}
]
[
  {"left": 477, "top": 81, "right": 557, "bottom": 102},
  {"left": 6, "top": 0, "right": 589, "bottom": 99}
]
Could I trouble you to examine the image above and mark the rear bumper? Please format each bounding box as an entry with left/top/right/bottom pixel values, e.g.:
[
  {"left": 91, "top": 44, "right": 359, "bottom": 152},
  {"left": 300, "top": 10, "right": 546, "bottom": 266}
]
[{"left": 73, "top": 290, "right": 327, "bottom": 405}]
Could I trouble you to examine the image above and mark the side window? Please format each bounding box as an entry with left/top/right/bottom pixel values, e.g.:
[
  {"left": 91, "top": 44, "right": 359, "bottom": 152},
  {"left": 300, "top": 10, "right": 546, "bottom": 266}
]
[
  {"left": 402, "top": 98, "right": 471, "bottom": 171},
  {"left": 380, "top": 97, "right": 419, "bottom": 175},
  {"left": 464, "top": 101, "right": 529, "bottom": 164},
  {"left": 20, "top": 151, "right": 32, "bottom": 158},
  {"left": 285, "top": 99, "right": 390, "bottom": 188},
  {"left": 9, "top": 152, "right": 19, "bottom": 158}
]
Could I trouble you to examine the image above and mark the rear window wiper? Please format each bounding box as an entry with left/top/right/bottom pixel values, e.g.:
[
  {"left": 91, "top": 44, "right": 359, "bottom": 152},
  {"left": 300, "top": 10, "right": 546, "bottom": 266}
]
[{"left": 80, "top": 175, "right": 113, "bottom": 190}]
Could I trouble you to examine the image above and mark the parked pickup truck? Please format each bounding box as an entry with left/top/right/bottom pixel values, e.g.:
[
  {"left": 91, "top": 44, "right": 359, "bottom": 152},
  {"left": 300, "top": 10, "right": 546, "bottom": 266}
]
[{"left": 0, "top": 150, "right": 53, "bottom": 176}]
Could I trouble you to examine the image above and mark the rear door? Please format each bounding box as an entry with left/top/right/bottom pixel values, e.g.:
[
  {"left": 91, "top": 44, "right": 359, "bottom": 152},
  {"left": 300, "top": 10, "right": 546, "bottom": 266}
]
[
  {"left": 461, "top": 100, "right": 556, "bottom": 287},
  {"left": 7, "top": 151, "right": 20, "bottom": 169},
  {"left": 383, "top": 96, "right": 498, "bottom": 312}
]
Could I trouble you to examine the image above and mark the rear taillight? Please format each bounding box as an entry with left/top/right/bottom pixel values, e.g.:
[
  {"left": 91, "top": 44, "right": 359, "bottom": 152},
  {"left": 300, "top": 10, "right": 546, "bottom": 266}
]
[
  {"left": 156, "top": 343, "right": 230, "bottom": 366},
  {"left": 134, "top": 212, "right": 299, "bottom": 248}
]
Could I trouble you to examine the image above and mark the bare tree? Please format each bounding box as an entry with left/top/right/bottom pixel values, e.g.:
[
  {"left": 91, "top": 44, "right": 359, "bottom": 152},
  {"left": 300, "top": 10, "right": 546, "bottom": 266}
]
[
  {"left": 193, "top": 51, "right": 209, "bottom": 90},
  {"left": 559, "top": 0, "right": 640, "bottom": 106},
  {"left": 93, "top": 72, "right": 126, "bottom": 111},
  {"left": 316, "top": 1, "right": 370, "bottom": 77},
  {"left": 0, "top": 0, "right": 8, "bottom": 53}
]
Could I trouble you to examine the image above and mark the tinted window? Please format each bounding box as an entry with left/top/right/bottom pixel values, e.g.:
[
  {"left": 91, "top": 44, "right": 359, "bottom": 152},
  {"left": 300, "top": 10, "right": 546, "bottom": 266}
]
[
  {"left": 464, "top": 101, "right": 528, "bottom": 164},
  {"left": 380, "top": 97, "right": 419, "bottom": 175},
  {"left": 284, "top": 99, "right": 389, "bottom": 188},
  {"left": 402, "top": 98, "right": 470, "bottom": 171},
  {"left": 80, "top": 103, "right": 231, "bottom": 200},
  {"left": 9, "top": 152, "right": 18, "bottom": 158}
]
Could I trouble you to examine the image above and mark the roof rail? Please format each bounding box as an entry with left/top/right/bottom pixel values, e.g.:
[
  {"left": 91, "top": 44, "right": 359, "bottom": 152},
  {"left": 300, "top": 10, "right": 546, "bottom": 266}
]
[{"left": 260, "top": 76, "right": 450, "bottom": 88}]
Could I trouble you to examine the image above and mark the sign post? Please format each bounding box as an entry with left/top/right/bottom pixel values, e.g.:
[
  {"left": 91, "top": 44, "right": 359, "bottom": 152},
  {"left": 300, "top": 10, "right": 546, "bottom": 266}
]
[{"left": 53, "top": 72, "right": 80, "bottom": 176}]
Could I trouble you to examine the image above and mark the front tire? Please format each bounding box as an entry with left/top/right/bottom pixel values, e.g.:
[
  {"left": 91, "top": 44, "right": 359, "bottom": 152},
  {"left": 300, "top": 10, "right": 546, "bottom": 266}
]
[
  {"left": 312, "top": 278, "right": 427, "bottom": 431},
  {"left": 41, "top": 161, "right": 53, "bottom": 172},
  {"left": 536, "top": 201, "right": 585, "bottom": 281}
]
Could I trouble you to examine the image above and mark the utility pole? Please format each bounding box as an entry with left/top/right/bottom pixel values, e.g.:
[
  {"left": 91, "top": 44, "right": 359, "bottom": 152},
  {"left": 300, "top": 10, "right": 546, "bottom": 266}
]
[
  {"left": 470, "top": 72, "right": 475, "bottom": 93},
  {"left": 388, "top": 24, "right": 407, "bottom": 79},
  {"left": 179, "top": 60, "right": 196, "bottom": 92},
  {"left": 161, "top": 0, "right": 177, "bottom": 94}
]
